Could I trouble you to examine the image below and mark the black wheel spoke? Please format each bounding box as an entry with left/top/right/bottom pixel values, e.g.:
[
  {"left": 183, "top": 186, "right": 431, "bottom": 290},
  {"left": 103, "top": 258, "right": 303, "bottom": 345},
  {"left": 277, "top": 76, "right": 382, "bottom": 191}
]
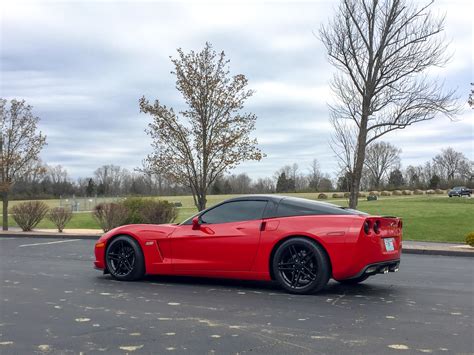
[
  {"left": 291, "top": 270, "right": 301, "bottom": 287},
  {"left": 302, "top": 251, "right": 314, "bottom": 264},
  {"left": 107, "top": 240, "right": 136, "bottom": 277},
  {"left": 277, "top": 242, "right": 319, "bottom": 290},
  {"left": 289, "top": 245, "right": 298, "bottom": 258}
]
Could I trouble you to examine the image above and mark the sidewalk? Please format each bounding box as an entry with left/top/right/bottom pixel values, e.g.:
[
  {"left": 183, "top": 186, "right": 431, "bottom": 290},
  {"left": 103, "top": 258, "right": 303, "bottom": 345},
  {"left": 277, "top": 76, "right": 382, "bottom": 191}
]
[
  {"left": 402, "top": 240, "right": 474, "bottom": 257},
  {"left": 0, "top": 228, "right": 472, "bottom": 257}
]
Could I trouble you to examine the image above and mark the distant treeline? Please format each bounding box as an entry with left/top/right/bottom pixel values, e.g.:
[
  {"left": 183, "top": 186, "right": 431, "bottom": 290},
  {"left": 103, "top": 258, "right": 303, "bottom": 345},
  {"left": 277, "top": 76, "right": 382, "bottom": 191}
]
[{"left": 12, "top": 147, "right": 473, "bottom": 200}]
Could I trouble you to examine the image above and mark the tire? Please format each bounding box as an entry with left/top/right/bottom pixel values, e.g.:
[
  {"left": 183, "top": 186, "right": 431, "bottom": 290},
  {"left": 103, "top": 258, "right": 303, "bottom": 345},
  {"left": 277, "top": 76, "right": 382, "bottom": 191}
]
[
  {"left": 105, "top": 235, "right": 145, "bottom": 281},
  {"left": 272, "top": 237, "right": 330, "bottom": 295},
  {"left": 337, "top": 274, "right": 370, "bottom": 285}
]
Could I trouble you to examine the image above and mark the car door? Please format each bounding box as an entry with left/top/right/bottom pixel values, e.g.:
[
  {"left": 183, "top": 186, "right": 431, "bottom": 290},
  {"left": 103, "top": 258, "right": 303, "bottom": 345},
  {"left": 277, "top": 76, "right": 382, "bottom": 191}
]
[{"left": 170, "top": 200, "right": 268, "bottom": 272}]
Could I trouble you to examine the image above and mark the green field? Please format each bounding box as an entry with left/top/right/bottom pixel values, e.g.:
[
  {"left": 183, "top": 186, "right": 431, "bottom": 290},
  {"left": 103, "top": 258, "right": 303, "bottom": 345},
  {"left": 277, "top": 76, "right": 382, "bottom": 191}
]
[{"left": 6, "top": 193, "right": 474, "bottom": 243}]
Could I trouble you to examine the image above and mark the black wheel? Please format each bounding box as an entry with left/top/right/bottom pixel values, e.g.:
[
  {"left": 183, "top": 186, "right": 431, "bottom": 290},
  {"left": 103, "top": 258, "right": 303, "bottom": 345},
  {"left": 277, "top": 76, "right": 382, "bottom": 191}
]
[
  {"left": 272, "top": 237, "right": 330, "bottom": 294},
  {"left": 105, "top": 236, "right": 145, "bottom": 281},
  {"left": 337, "top": 274, "right": 370, "bottom": 285}
]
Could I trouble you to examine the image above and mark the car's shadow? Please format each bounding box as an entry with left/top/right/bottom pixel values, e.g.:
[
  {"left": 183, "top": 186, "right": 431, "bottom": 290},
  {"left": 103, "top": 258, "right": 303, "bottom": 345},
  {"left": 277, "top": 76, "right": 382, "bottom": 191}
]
[{"left": 99, "top": 274, "right": 398, "bottom": 297}]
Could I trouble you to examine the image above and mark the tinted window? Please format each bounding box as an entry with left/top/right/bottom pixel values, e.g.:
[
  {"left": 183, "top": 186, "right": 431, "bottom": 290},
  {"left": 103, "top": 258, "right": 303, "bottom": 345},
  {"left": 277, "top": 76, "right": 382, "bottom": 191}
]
[
  {"left": 200, "top": 200, "right": 267, "bottom": 224},
  {"left": 275, "top": 197, "right": 360, "bottom": 217}
]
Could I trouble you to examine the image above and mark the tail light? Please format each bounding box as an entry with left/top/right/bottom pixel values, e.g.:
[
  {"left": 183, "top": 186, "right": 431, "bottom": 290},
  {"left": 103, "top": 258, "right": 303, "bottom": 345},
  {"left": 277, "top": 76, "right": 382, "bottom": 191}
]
[
  {"left": 363, "top": 220, "right": 371, "bottom": 235},
  {"left": 398, "top": 220, "right": 403, "bottom": 228},
  {"left": 373, "top": 220, "right": 381, "bottom": 234}
]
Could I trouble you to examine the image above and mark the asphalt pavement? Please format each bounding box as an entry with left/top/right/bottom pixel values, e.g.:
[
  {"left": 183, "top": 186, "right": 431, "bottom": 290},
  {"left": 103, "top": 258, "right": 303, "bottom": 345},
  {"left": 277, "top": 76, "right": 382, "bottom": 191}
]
[{"left": 0, "top": 237, "right": 472, "bottom": 354}]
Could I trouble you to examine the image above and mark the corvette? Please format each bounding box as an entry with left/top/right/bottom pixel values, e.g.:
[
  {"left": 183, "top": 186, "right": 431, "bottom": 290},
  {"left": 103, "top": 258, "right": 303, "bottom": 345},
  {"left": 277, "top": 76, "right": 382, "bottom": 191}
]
[{"left": 94, "top": 195, "right": 402, "bottom": 294}]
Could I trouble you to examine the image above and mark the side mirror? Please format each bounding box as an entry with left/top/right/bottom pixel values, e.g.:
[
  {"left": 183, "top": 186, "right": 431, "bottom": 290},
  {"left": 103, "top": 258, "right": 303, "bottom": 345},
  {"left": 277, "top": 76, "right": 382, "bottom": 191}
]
[{"left": 192, "top": 216, "right": 200, "bottom": 230}]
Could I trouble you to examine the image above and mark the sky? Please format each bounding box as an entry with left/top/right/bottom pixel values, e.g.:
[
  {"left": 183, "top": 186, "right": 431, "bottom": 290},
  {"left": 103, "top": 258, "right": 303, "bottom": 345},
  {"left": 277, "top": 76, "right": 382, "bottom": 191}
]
[{"left": 1, "top": 0, "right": 472, "bottom": 180}]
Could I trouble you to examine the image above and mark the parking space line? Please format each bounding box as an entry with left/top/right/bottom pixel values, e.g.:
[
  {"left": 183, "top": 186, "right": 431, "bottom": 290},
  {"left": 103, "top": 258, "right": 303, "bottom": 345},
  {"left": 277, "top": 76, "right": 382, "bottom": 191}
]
[{"left": 19, "top": 240, "right": 80, "bottom": 248}]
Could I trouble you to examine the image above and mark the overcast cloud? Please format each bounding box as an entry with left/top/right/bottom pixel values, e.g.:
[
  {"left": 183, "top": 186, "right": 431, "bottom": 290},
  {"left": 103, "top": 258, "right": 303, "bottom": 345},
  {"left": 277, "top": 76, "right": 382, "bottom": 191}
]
[{"left": 1, "top": 0, "right": 472, "bottom": 179}]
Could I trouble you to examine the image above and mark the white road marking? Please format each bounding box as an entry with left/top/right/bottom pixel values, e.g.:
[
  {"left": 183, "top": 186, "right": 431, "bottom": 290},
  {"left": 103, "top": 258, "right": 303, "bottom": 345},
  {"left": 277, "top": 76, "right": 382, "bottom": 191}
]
[{"left": 19, "top": 240, "right": 79, "bottom": 248}]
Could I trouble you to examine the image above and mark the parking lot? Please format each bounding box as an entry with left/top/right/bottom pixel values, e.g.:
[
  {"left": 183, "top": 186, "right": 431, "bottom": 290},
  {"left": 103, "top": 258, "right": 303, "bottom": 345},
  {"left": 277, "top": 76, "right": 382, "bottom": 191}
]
[{"left": 0, "top": 236, "right": 472, "bottom": 354}]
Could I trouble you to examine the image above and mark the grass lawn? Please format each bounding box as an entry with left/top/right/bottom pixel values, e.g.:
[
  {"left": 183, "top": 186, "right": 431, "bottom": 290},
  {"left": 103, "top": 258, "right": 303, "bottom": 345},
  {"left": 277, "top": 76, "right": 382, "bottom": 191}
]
[{"left": 7, "top": 193, "right": 474, "bottom": 243}]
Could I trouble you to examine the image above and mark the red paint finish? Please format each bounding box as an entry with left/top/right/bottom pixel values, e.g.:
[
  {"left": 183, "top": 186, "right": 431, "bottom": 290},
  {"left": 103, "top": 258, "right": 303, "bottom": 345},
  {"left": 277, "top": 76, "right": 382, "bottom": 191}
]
[{"left": 94, "top": 213, "right": 402, "bottom": 282}]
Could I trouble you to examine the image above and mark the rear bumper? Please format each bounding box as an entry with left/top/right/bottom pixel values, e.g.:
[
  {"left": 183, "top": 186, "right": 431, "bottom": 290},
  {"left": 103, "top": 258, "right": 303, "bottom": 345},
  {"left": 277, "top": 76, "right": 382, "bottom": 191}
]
[{"left": 345, "top": 259, "right": 400, "bottom": 280}]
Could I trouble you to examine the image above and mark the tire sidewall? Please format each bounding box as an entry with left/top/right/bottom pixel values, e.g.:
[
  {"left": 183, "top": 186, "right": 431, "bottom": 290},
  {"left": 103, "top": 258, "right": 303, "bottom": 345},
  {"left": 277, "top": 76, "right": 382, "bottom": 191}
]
[
  {"left": 105, "top": 235, "right": 145, "bottom": 281},
  {"left": 272, "top": 237, "right": 330, "bottom": 294}
]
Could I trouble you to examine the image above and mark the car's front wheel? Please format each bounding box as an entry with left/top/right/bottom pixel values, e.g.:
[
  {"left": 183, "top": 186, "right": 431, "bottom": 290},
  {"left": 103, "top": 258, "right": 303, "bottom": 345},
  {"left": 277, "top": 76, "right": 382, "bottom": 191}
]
[
  {"left": 272, "top": 238, "right": 330, "bottom": 294},
  {"left": 105, "top": 236, "right": 145, "bottom": 281}
]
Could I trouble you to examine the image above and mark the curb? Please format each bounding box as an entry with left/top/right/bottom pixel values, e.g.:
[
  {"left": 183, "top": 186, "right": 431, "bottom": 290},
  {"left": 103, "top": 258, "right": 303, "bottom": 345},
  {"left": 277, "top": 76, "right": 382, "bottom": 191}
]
[
  {"left": 403, "top": 248, "right": 474, "bottom": 257},
  {"left": 0, "top": 233, "right": 100, "bottom": 240}
]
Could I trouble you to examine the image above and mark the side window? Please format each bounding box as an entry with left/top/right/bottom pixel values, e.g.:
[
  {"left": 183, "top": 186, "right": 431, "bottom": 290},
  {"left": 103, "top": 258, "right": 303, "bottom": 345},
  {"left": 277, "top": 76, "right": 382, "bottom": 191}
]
[
  {"left": 200, "top": 200, "right": 267, "bottom": 224},
  {"left": 275, "top": 198, "right": 355, "bottom": 217},
  {"left": 276, "top": 200, "right": 323, "bottom": 217}
]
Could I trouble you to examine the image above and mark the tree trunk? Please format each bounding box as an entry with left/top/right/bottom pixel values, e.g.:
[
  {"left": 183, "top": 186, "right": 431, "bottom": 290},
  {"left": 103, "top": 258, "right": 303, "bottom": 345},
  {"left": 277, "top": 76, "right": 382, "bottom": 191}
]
[
  {"left": 2, "top": 191, "right": 8, "bottom": 231},
  {"left": 349, "top": 103, "right": 370, "bottom": 209},
  {"left": 196, "top": 193, "right": 207, "bottom": 211}
]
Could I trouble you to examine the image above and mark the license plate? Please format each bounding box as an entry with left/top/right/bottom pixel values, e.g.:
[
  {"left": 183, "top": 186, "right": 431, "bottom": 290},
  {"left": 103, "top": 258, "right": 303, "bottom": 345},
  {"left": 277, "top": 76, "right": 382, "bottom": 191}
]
[{"left": 384, "top": 238, "right": 395, "bottom": 252}]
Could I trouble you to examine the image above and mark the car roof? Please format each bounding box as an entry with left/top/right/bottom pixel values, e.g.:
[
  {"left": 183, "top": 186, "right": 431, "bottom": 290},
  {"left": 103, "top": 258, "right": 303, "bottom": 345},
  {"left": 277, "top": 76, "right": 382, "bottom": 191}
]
[{"left": 223, "top": 194, "right": 350, "bottom": 210}]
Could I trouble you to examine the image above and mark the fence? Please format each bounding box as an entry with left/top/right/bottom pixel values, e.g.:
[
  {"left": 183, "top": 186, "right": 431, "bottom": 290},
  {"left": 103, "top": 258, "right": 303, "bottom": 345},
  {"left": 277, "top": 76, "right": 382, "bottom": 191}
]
[{"left": 59, "top": 195, "right": 124, "bottom": 212}]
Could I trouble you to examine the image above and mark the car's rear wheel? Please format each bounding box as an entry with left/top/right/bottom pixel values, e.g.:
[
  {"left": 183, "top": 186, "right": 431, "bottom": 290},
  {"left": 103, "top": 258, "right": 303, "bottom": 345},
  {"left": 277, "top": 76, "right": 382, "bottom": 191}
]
[
  {"left": 272, "top": 238, "right": 330, "bottom": 294},
  {"left": 105, "top": 236, "right": 145, "bottom": 281},
  {"left": 337, "top": 274, "right": 370, "bottom": 285}
]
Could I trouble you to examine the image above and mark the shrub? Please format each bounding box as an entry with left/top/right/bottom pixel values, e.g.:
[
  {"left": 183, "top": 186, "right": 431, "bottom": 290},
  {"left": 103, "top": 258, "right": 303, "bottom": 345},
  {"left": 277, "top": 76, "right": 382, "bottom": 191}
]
[
  {"left": 121, "top": 197, "right": 149, "bottom": 224},
  {"left": 317, "top": 193, "right": 328, "bottom": 199},
  {"left": 48, "top": 207, "right": 73, "bottom": 232},
  {"left": 435, "top": 189, "right": 444, "bottom": 194},
  {"left": 465, "top": 232, "right": 474, "bottom": 247},
  {"left": 381, "top": 191, "right": 391, "bottom": 196},
  {"left": 402, "top": 190, "right": 412, "bottom": 195},
  {"left": 343, "top": 192, "right": 350, "bottom": 198},
  {"left": 332, "top": 193, "right": 344, "bottom": 198},
  {"left": 393, "top": 190, "right": 402, "bottom": 196},
  {"left": 140, "top": 200, "right": 178, "bottom": 224},
  {"left": 414, "top": 189, "right": 424, "bottom": 195},
  {"left": 367, "top": 195, "right": 378, "bottom": 201},
  {"left": 426, "top": 189, "right": 436, "bottom": 194},
  {"left": 120, "top": 198, "right": 178, "bottom": 225},
  {"left": 369, "top": 191, "right": 380, "bottom": 196},
  {"left": 11, "top": 201, "right": 49, "bottom": 232},
  {"left": 94, "top": 203, "right": 129, "bottom": 232}
]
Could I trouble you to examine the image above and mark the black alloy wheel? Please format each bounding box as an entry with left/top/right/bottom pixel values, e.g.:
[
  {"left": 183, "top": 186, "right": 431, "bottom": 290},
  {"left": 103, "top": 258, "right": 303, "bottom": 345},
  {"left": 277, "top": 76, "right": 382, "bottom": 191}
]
[
  {"left": 272, "top": 237, "right": 330, "bottom": 294},
  {"left": 105, "top": 236, "right": 145, "bottom": 281}
]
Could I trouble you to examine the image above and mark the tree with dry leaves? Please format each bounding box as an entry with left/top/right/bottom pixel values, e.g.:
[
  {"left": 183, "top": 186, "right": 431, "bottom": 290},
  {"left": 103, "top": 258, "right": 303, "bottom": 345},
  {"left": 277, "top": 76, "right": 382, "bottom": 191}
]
[
  {"left": 365, "top": 141, "right": 401, "bottom": 188},
  {"left": 320, "top": 0, "right": 459, "bottom": 208},
  {"left": 0, "top": 99, "right": 47, "bottom": 230},
  {"left": 433, "top": 147, "right": 470, "bottom": 181},
  {"left": 140, "top": 43, "right": 263, "bottom": 210}
]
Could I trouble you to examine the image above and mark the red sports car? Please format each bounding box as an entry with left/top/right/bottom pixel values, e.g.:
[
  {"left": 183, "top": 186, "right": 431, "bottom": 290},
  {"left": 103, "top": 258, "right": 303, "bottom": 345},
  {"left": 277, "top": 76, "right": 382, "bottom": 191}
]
[{"left": 94, "top": 195, "right": 402, "bottom": 294}]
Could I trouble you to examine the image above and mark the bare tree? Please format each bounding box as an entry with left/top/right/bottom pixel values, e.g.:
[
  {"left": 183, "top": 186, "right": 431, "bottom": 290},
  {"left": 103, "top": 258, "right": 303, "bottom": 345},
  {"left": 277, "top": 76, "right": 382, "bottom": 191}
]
[
  {"left": 47, "top": 164, "right": 69, "bottom": 184},
  {"left": 320, "top": 0, "right": 459, "bottom": 208},
  {"left": 140, "top": 43, "right": 263, "bottom": 210},
  {"left": 0, "top": 99, "right": 46, "bottom": 230},
  {"left": 308, "top": 159, "right": 322, "bottom": 191},
  {"left": 253, "top": 177, "right": 275, "bottom": 193},
  {"left": 364, "top": 141, "right": 401, "bottom": 188},
  {"left": 94, "top": 165, "right": 126, "bottom": 196},
  {"left": 469, "top": 83, "right": 473, "bottom": 108},
  {"left": 433, "top": 147, "right": 469, "bottom": 181}
]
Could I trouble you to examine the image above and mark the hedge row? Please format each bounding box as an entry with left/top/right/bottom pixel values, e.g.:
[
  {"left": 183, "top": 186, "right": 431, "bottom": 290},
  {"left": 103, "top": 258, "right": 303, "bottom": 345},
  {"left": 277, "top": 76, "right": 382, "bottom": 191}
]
[{"left": 10, "top": 197, "right": 178, "bottom": 232}]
